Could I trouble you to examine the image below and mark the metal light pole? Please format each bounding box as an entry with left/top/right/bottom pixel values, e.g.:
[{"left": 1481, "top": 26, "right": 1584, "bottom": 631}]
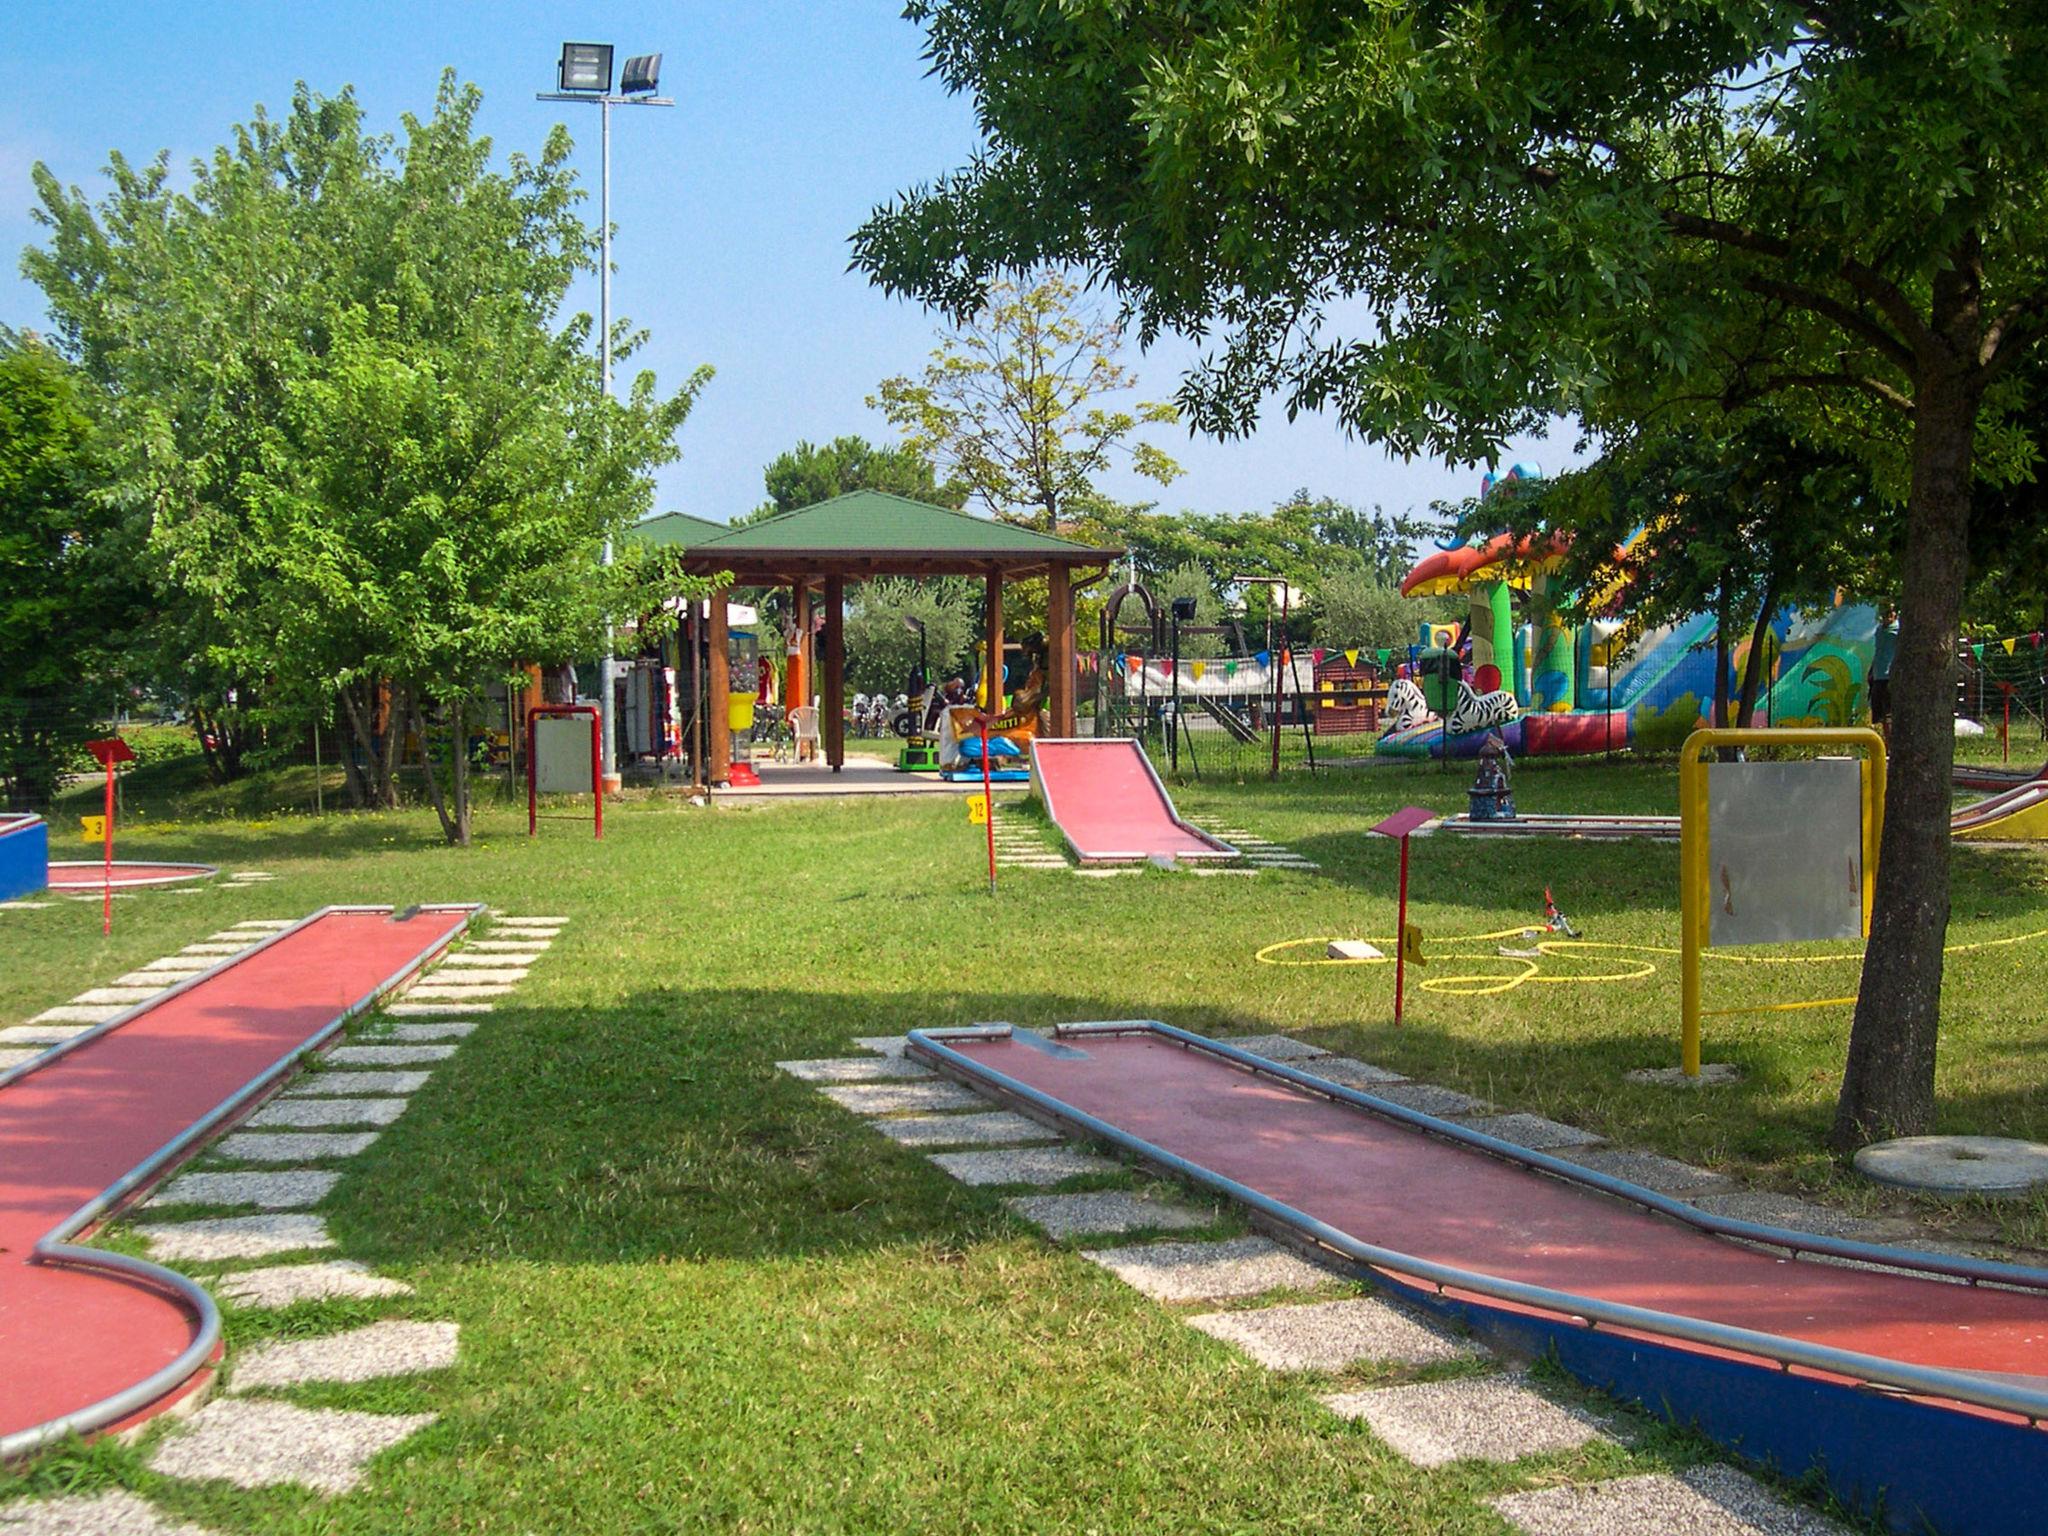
[{"left": 539, "top": 44, "right": 673, "bottom": 791}]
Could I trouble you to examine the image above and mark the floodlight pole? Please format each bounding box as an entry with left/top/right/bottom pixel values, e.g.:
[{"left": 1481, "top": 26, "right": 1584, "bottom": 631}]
[{"left": 538, "top": 70, "right": 674, "bottom": 794}]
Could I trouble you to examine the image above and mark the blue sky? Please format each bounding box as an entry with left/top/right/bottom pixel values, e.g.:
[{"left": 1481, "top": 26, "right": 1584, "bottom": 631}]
[{"left": 0, "top": 1, "right": 1575, "bottom": 528}]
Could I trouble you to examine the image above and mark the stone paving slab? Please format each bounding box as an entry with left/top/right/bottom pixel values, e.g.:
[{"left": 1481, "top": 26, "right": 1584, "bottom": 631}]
[
  {"left": 466, "top": 940, "right": 550, "bottom": 952},
  {"left": 151, "top": 1169, "right": 341, "bottom": 1210},
  {"left": 180, "top": 943, "right": 251, "bottom": 955},
  {"left": 417, "top": 967, "right": 528, "bottom": 984},
  {"left": 1188, "top": 1296, "right": 1476, "bottom": 1371},
  {"left": 216, "top": 1131, "right": 379, "bottom": 1163},
  {"left": 136, "top": 957, "right": 214, "bottom": 972},
  {"left": 1465, "top": 1113, "right": 1606, "bottom": 1151},
  {"left": 1002, "top": 1190, "right": 1211, "bottom": 1238},
  {"left": 216, "top": 1260, "right": 413, "bottom": 1309},
  {"left": 137, "top": 1214, "right": 335, "bottom": 1262},
  {"left": 1369, "top": 1083, "right": 1491, "bottom": 1118},
  {"left": 1085, "top": 1235, "right": 1334, "bottom": 1301},
  {"left": 874, "top": 1110, "right": 1056, "bottom": 1147},
  {"left": 69, "top": 985, "right": 166, "bottom": 1005},
  {"left": 250, "top": 1097, "right": 410, "bottom": 1128},
  {"left": 483, "top": 927, "right": 560, "bottom": 940},
  {"left": 434, "top": 953, "right": 534, "bottom": 970},
  {"left": 28, "top": 1004, "right": 123, "bottom": 1025},
  {"left": 112, "top": 971, "right": 185, "bottom": 987},
  {"left": 328, "top": 1044, "right": 458, "bottom": 1065},
  {"left": 852, "top": 1035, "right": 908, "bottom": 1056},
  {"left": 1300, "top": 1056, "right": 1409, "bottom": 1088},
  {"left": 819, "top": 1080, "right": 986, "bottom": 1114},
  {"left": 0, "top": 1023, "right": 93, "bottom": 1044},
  {"left": 1218, "top": 1034, "right": 1328, "bottom": 1061},
  {"left": 1555, "top": 1146, "right": 1729, "bottom": 1195},
  {"left": 0, "top": 1048, "right": 39, "bottom": 1070},
  {"left": 1323, "top": 1373, "right": 1610, "bottom": 1467},
  {"left": 232, "top": 1319, "right": 460, "bottom": 1391},
  {"left": 385, "top": 1001, "right": 492, "bottom": 1017},
  {"left": 493, "top": 915, "right": 568, "bottom": 925},
  {"left": 405, "top": 983, "right": 516, "bottom": 999},
  {"left": 286, "top": 1071, "right": 430, "bottom": 1096},
  {"left": 1690, "top": 1190, "right": 1912, "bottom": 1241},
  {"left": 1490, "top": 1463, "right": 1848, "bottom": 1536},
  {"left": 380, "top": 1022, "right": 477, "bottom": 1042},
  {"left": 0, "top": 1490, "right": 218, "bottom": 1535},
  {"left": 779, "top": 1055, "right": 933, "bottom": 1083},
  {"left": 149, "top": 1398, "right": 436, "bottom": 1493},
  {"left": 230, "top": 919, "right": 297, "bottom": 930},
  {"left": 928, "top": 1146, "right": 1120, "bottom": 1187}
]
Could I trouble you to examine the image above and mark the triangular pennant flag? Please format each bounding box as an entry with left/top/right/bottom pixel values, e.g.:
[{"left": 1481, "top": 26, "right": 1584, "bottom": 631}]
[
  {"left": 1345, "top": 649, "right": 1359, "bottom": 668},
  {"left": 1313, "top": 647, "right": 1326, "bottom": 665},
  {"left": 1190, "top": 661, "right": 1206, "bottom": 680},
  {"left": 1125, "top": 654, "right": 1141, "bottom": 675},
  {"left": 1255, "top": 649, "right": 1271, "bottom": 668},
  {"left": 2004, "top": 637, "right": 2018, "bottom": 655},
  {"left": 1973, "top": 643, "right": 1986, "bottom": 659},
  {"left": 2033, "top": 632, "right": 2044, "bottom": 648},
  {"left": 1224, "top": 660, "right": 1238, "bottom": 678}
]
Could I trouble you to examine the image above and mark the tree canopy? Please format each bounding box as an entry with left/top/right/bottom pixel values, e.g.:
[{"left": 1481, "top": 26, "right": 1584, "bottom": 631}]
[{"left": 748, "top": 435, "right": 963, "bottom": 523}]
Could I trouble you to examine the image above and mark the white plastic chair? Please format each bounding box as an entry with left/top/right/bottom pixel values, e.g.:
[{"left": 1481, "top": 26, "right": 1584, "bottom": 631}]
[{"left": 788, "top": 705, "right": 821, "bottom": 763}]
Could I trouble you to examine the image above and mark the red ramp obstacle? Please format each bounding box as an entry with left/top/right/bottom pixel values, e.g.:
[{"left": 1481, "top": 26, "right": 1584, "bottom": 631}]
[
  {"left": 1028, "top": 738, "right": 1238, "bottom": 864},
  {"left": 909, "top": 1023, "right": 2048, "bottom": 1536},
  {"left": 0, "top": 904, "right": 477, "bottom": 1460}
]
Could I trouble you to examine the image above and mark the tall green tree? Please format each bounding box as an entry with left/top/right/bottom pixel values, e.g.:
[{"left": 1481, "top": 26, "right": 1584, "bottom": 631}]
[
  {"left": 854, "top": 3, "right": 2048, "bottom": 1145},
  {"left": 748, "top": 435, "right": 963, "bottom": 522},
  {"left": 842, "top": 577, "right": 978, "bottom": 695},
  {"left": 25, "top": 74, "right": 713, "bottom": 844},
  {"left": 0, "top": 336, "right": 147, "bottom": 810},
  {"left": 871, "top": 273, "right": 1183, "bottom": 532}
]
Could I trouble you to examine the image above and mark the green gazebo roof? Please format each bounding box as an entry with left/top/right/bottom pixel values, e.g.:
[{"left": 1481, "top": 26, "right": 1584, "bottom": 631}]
[
  {"left": 629, "top": 510, "right": 728, "bottom": 548},
  {"left": 679, "top": 491, "right": 1119, "bottom": 581}
]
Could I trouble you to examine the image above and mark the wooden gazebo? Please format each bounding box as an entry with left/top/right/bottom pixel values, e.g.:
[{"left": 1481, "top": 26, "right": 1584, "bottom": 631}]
[{"left": 676, "top": 492, "right": 1120, "bottom": 781}]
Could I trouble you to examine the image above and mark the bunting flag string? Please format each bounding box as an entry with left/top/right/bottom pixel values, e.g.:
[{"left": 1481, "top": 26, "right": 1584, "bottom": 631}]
[
  {"left": 1190, "top": 661, "right": 1206, "bottom": 680},
  {"left": 1254, "top": 649, "right": 1271, "bottom": 668},
  {"left": 2004, "top": 637, "right": 2019, "bottom": 656},
  {"left": 1224, "top": 660, "right": 1238, "bottom": 678},
  {"left": 1312, "top": 647, "right": 1326, "bottom": 665},
  {"left": 1344, "top": 648, "right": 1360, "bottom": 668}
]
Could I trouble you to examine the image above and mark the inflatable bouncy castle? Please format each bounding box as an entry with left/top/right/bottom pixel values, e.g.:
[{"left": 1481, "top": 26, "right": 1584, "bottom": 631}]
[{"left": 1379, "top": 465, "right": 1878, "bottom": 759}]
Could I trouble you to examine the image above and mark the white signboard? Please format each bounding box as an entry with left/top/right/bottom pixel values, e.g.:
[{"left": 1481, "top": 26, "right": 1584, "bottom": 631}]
[
  {"left": 1707, "top": 758, "right": 1864, "bottom": 947},
  {"left": 533, "top": 715, "right": 594, "bottom": 795}
]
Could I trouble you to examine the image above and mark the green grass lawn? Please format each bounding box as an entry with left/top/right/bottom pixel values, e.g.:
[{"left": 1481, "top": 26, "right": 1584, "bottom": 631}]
[{"left": 3, "top": 756, "right": 2042, "bottom": 1530}]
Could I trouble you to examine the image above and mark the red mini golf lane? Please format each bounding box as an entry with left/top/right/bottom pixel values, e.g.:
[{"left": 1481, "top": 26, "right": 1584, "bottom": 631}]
[
  {"left": 0, "top": 906, "right": 473, "bottom": 1454},
  {"left": 45, "top": 860, "right": 216, "bottom": 888},
  {"left": 1030, "top": 739, "right": 1237, "bottom": 863},
  {"left": 929, "top": 1032, "right": 2048, "bottom": 1390}
]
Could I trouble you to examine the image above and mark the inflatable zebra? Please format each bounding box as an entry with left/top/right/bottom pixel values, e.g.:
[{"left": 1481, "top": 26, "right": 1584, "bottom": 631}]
[
  {"left": 1382, "top": 677, "right": 1437, "bottom": 734},
  {"left": 1447, "top": 679, "right": 1521, "bottom": 736}
]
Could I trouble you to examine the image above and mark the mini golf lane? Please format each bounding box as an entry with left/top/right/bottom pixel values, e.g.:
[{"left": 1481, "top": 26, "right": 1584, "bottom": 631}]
[
  {"left": 45, "top": 860, "right": 217, "bottom": 888},
  {"left": 1029, "top": 739, "right": 1237, "bottom": 864},
  {"left": 913, "top": 1026, "right": 2048, "bottom": 1536},
  {"left": 0, "top": 905, "right": 476, "bottom": 1459}
]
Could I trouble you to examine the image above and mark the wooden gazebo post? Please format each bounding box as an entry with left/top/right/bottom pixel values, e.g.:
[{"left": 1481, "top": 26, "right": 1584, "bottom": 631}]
[
  {"left": 1047, "top": 563, "right": 1074, "bottom": 736},
  {"left": 708, "top": 589, "right": 731, "bottom": 786},
  {"left": 985, "top": 568, "right": 1005, "bottom": 712},
  {"left": 823, "top": 574, "right": 846, "bottom": 771}
]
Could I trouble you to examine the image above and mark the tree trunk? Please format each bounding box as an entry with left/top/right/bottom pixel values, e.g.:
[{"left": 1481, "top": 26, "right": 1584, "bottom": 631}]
[
  {"left": 1830, "top": 371, "right": 1976, "bottom": 1149},
  {"left": 411, "top": 698, "right": 460, "bottom": 845},
  {"left": 339, "top": 682, "right": 401, "bottom": 811},
  {"left": 450, "top": 697, "right": 471, "bottom": 847},
  {"left": 1734, "top": 578, "right": 1780, "bottom": 730}
]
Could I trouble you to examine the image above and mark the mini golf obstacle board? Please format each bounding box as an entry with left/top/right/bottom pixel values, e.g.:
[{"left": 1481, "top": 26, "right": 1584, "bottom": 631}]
[
  {"left": 907, "top": 1020, "right": 2048, "bottom": 1536},
  {"left": 0, "top": 814, "right": 49, "bottom": 902},
  {"left": 0, "top": 903, "right": 480, "bottom": 1460},
  {"left": 1028, "top": 738, "right": 1238, "bottom": 865}
]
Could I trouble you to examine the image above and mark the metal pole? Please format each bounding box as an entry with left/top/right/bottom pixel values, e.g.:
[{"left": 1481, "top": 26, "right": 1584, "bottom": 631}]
[
  {"left": 313, "top": 715, "right": 323, "bottom": 815},
  {"left": 1393, "top": 833, "right": 1410, "bottom": 1025},
  {"left": 1170, "top": 613, "right": 1181, "bottom": 775},
  {"left": 596, "top": 95, "right": 619, "bottom": 793}
]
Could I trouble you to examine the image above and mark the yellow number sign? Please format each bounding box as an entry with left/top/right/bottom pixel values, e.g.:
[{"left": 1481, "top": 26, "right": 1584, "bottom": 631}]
[
  {"left": 967, "top": 797, "right": 989, "bottom": 825},
  {"left": 80, "top": 815, "right": 106, "bottom": 842}
]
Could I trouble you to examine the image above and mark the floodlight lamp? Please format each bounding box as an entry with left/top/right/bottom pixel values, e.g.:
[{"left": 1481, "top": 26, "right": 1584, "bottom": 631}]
[
  {"left": 557, "top": 42, "right": 614, "bottom": 94},
  {"left": 1171, "top": 597, "right": 1198, "bottom": 622},
  {"left": 902, "top": 615, "right": 927, "bottom": 635},
  {"left": 621, "top": 52, "right": 662, "bottom": 95}
]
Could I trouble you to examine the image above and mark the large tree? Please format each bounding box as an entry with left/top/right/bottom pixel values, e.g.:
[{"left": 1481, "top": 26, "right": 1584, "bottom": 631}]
[
  {"left": 855, "top": 2, "right": 2048, "bottom": 1146},
  {"left": 749, "top": 435, "right": 964, "bottom": 522},
  {"left": 25, "top": 75, "right": 712, "bottom": 843},
  {"left": 0, "top": 336, "right": 146, "bottom": 810},
  {"left": 871, "top": 272, "right": 1183, "bottom": 531}
]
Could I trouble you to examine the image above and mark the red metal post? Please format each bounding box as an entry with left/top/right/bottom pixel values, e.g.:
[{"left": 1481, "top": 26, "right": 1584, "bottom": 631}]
[
  {"left": 980, "top": 721, "right": 996, "bottom": 893},
  {"left": 100, "top": 761, "right": 115, "bottom": 937},
  {"left": 590, "top": 708, "right": 604, "bottom": 839},
  {"left": 527, "top": 710, "right": 539, "bottom": 836},
  {"left": 1393, "top": 833, "right": 1411, "bottom": 1025}
]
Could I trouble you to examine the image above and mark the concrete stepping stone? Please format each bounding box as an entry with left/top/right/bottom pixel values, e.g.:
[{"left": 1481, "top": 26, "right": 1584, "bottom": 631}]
[
  {"left": 137, "top": 957, "right": 213, "bottom": 972},
  {"left": 1086, "top": 1235, "right": 1334, "bottom": 1301},
  {"left": 1189, "top": 1296, "right": 1476, "bottom": 1371},
  {"left": 151, "top": 1169, "right": 341, "bottom": 1210},
  {"left": 467, "top": 940, "right": 550, "bottom": 952},
  {"left": 419, "top": 967, "right": 528, "bottom": 984},
  {"left": 148, "top": 1398, "right": 435, "bottom": 1493},
  {"left": 485, "top": 926, "right": 560, "bottom": 938},
  {"left": 1003, "top": 1190, "right": 1210, "bottom": 1238},
  {"left": 216, "top": 1131, "right": 379, "bottom": 1163},
  {"left": 0, "top": 1048, "right": 40, "bottom": 1070},
  {"left": 435, "top": 953, "right": 534, "bottom": 970},
  {"left": 1466, "top": 1113, "right": 1605, "bottom": 1152},
  {"left": 876, "top": 1111, "right": 1054, "bottom": 1148},
  {"left": 112, "top": 971, "right": 183, "bottom": 987},
  {"left": 0, "top": 1023, "right": 93, "bottom": 1045},
  {"left": 1854, "top": 1134, "right": 2048, "bottom": 1198},
  {"left": 385, "top": 1001, "right": 492, "bottom": 1017},
  {"left": 493, "top": 915, "right": 568, "bottom": 925},
  {"left": 1300, "top": 1057, "right": 1409, "bottom": 1090},
  {"left": 208, "top": 929, "right": 270, "bottom": 941},
  {"left": 853, "top": 1035, "right": 908, "bottom": 1056},
  {"left": 28, "top": 1004, "right": 123, "bottom": 1025},
  {"left": 232, "top": 1319, "right": 459, "bottom": 1391},
  {"left": 376, "top": 1021, "right": 475, "bottom": 1042},
  {"left": 1491, "top": 1463, "right": 1849, "bottom": 1535},
  {"left": 819, "top": 1080, "right": 986, "bottom": 1114},
  {"left": 252, "top": 1097, "right": 409, "bottom": 1128},
  {"left": 69, "top": 986, "right": 166, "bottom": 1005},
  {"left": 328, "top": 1044, "right": 457, "bottom": 1065},
  {"left": 1690, "top": 1190, "right": 1911, "bottom": 1241},
  {"left": 180, "top": 943, "right": 251, "bottom": 955},
  {"left": 1370, "top": 1083, "right": 1491, "bottom": 1118},
  {"left": 1219, "top": 1034, "right": 1328, "bottom": 1061},
  {"left": 216, "top": 1260, "right": 413, "bottom": 1309},
  {"left": 285, "top": 1071, "right": 429, "bottom": 1096},
  {"left": 1555, "top": 1147, "right": 1728, "bottom": 1196},
  {"left": 405, "top": 983, "right": 516, "bottom": 999},
  {"left": 0, "top": 1490, "right": 218, "bottom": 1534},
  {"left": 230, "top": 919, "right": 297, "bottom": 930},
  {"left": 1323, "top": 1373, "right": 1609, "bottom": 1467},
  {"left": 929, "top": 1146, "right": 1120, "bottom": 1186},
  {"left": 137, "top": 1214, "right": 335, "bottom": 1262},
  {"left": 778, "top": 1056, "right": 933, "bottom": 1083}
]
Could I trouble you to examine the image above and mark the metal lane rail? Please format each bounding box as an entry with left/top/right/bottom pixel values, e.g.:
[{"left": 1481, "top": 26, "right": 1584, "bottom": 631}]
[
  {"left": 905, "top": 1020, "right": 2048, "bottom": 1426},
  {"left": 0, "top": 903, "right": 482, "bottom": 1461}
]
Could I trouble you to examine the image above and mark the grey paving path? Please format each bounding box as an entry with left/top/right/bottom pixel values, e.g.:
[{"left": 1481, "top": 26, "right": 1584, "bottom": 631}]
[
  {"left": 149, "top": 1399, "right": 436, "bottom": 1493},
  {"left": 215, "top": 1260, "right": 413, "bottom": 1309},
  {"left": 150, "top": 1170, "right": 340, "bottom": 1210},
  {"left": 1085, "top": 1235, "right": 1334, "bottom": 1301},
  {"left": 1465, "top": 1113, "right": 1605, "bottom": 1151},
  {"left": 250, "top": 1096, "right": 409, "bottom": 1128},
  {"left": 874, "top": 1110, "right": 1055, "bottom": 1147},
  {"left": 1003, "top": 1190, "right": 1211, "bottom": 1238},
  {"left": 1323, "top": 1373, "right": 1610, "bottom": 1467},
  {"left": 1189, "top": 1297, "right": 1475, "bottom": 1371},
  {"left": 820, "top": 1080, "right": 986, "bottom": 1114},
  {"left": 215, "top": 1131, "right": 378, "bottom": 1163},
  {"left": 136, "top": 1214, "right": 336, "bottom": 1262},
  {"left": 777, "top": 1056, "right": 932, "bottom": 1083},
  {"left": 284, "top": 1071, "right": 429, "bottom": 1097},
  {"left": 1218, "top": 1034, "right": 1328, "bottom": 1061},
  {"left": 927, "top": 1146, "right": 1120, "bottom": 1187},
  {"left": 1491, "top": 1463, "right": 1849, "bottom": 1535},
  {"left": 0, "top": 1491, "right": 217, "bottom": 1535},
  {"left": 231, "top": 1320, "right": 459, "bottom": 1391}
]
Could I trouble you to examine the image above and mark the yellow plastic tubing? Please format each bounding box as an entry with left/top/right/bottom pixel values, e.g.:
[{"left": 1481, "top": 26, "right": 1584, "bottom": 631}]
[{"left": 1678, "top": 727, "right": 1885, "bottom": 1079}]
